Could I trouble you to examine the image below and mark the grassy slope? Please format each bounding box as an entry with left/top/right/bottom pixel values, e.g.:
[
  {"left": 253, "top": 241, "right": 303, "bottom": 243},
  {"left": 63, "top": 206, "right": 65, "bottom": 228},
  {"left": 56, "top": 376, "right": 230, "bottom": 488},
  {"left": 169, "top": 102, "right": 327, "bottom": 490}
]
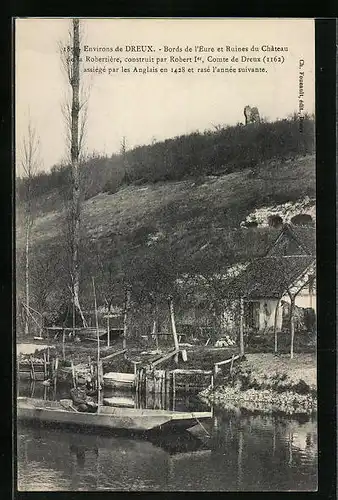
[
  {"left": 242, "top": 353, "right": 317, "bottom": 389},
  {"left": 17, "top": 154, "right": 315, "bottom": 250},
  {"left": 15, "top": 153, "right": 315, "bottom": 320}
]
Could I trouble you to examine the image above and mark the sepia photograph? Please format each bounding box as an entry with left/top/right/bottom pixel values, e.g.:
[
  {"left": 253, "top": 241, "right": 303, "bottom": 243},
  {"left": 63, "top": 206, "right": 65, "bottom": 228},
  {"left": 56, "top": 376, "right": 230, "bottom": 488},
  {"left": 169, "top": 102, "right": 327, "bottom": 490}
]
[{"left": 15, "top": 17, "right": 317, "bottom": 492}]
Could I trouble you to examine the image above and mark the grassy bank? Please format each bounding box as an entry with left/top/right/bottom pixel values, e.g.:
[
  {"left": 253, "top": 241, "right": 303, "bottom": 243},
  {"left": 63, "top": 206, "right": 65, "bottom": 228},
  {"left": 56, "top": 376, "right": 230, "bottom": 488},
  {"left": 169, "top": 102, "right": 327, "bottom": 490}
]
[{"left": 200, "top": 353, "right": 317, "bottom": 416}]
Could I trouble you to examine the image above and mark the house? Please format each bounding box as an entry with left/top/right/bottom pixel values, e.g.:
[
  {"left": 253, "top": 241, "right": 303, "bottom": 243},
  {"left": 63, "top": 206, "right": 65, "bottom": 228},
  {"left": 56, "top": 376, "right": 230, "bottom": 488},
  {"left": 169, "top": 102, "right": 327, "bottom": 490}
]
[
  {"left": 174, "top": 223, "right": 316, "bottom": 338},
  {"left": 225, "top": 224, "right": 316, "bottom": 334}
]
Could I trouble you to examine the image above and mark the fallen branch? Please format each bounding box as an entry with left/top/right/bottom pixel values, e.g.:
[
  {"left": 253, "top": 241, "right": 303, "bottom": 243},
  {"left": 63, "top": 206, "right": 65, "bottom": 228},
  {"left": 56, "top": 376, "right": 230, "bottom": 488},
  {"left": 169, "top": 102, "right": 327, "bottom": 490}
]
[
  {"left": 169, "top": 369, "right": 212, "bottom": 375},
  {"left": 101, "top": 349, "right": 127, "bottom": 363},
  {"left": 148, "top": 348, "right": 179, "bottom": 369},
  {"left": 215, "top": 354, "right": 241, "bottom": 368}
]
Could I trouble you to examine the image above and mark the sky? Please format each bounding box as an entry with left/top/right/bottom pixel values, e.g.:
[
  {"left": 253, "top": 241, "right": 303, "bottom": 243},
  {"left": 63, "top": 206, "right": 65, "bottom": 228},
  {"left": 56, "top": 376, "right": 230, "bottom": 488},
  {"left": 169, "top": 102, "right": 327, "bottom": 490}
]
[{"left": 15, "top": 18, "right": 315, "bottom": 175}]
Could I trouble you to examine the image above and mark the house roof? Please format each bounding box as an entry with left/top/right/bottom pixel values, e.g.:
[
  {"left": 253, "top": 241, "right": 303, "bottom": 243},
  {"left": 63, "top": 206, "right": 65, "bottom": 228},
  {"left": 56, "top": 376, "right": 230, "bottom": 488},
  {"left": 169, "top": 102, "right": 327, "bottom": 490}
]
[
  {"left": 266, "top": 224, "right": 316, "bottom": 257},
  {"left": 289, "top": 225, "right": 316, "bottom": 255},
  {"left": 227, "top": 256, "right": 315, "bottom": 300}
]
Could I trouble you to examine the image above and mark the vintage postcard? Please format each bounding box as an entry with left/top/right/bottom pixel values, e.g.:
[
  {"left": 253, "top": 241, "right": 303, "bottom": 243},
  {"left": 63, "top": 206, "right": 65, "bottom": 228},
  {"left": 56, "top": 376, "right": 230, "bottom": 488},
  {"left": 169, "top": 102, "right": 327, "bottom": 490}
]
[{"left": 15, "top": 18, "right": 316, "bottom": 492}]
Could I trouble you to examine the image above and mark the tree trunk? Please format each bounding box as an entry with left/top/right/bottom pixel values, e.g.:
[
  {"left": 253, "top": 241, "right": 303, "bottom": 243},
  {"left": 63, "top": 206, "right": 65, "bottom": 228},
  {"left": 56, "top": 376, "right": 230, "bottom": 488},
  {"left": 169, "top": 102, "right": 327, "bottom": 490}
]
[
  {"left": 239, "top": 298, "right": 244, "bottom": 356},
  {"left": 24, "top": 221, "right": 30, "bottom": 335},
  {"left": 168, "top": 296, "right": 179, "bottom": 357},
  {"left": 290, "top": 296, "right": 295, "bottom": 359},
  {"left": 70, "top": 18, "right": 86, "bottom": 328},
  {"left": 123, "top": 286, "right": 131, "bottom": 350},
  {"left": 92, "top": 277, "right": 101, "bottom": 412},
  {"left": 107, "top": 311, "right": 110, "bottom": 348},
  {"left": 273, "top": 298, "right": 281, "bottom": 354}
]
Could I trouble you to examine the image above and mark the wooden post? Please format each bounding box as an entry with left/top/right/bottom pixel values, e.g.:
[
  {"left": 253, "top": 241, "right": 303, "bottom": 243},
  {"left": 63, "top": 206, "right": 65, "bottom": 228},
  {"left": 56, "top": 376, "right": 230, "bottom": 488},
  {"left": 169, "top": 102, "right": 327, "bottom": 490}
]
[
  {"left": 160, "top": 370, "right": 165, "bottom": 409},
  {"left": 239, "top": 298, "right": 244, "bottom": 356},
  {"left": 71, "top": 360, "right": 76, "bottom": 388},
  {"left": 107, "top": 313, "right": 110, "bottom": 348},
  {"left": 290, "top": 295, "right": 295, "bottom": 360},
  {"left": 309, "top": 276, "right": 313, "bottom": 309},
  {"left": 135, "top": 369, "right": 139, "bottom": 409},
  {"left": 237, "top": 429, "right": 244, "bottom": 489},
  {"left": 288, "top": 431, "right": 293, "bottom": 466},
  {"left": 135, "top": 365, "right": 139, "bottom": 395},
  {"left": 152, "top": 319, "right": 159, "bottom": 350},
  {"left": 168, "top": 296, "right": 179, "bottom": 363},
  {"left": 98, "top": 361, "right": 103, "bottom": 406},
  {"left": 123, "top": 286, "right": 131, "bottom": 350},
  {"left": 54, "top": 357, "right": 58, "bottom": 391},
  {"left": 230, "top": 354, "right": 235, "bottom": 376},
  {"left": 172, "top": 371, "right": 176, "bottom": 411},
  {"left": 30, "top": 356, "right": 35, "bottom": 381},
  {"left": 92, "top": 277, "right": 101, "bottom": 413},
  {"left": 62, "top": 329, "right": 66, "bottom": 360},
  {"left": 165, "top": 371, "right": 170, "bottom": 410},
  {"left": 43, "top": 352, "right": 47, "bottom": 380},
  {"left": 274, "top": 298, "right": 281, "bottom": 354},
  {"left": 41, "top": 315, "right": 45, "bottom": 339},
  {"left": 72, "top": 301, "right": 76, "bottom": 339}
]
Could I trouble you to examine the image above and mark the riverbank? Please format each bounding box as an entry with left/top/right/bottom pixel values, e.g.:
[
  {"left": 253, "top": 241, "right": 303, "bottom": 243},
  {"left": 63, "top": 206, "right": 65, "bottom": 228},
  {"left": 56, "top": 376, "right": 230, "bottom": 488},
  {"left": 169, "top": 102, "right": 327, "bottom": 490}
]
[
  {"left": 200, "top": 353, "right": 317, "bottom": 416},
  {"left": 17, "top": 339, "right": 237, "bottom": 373}
]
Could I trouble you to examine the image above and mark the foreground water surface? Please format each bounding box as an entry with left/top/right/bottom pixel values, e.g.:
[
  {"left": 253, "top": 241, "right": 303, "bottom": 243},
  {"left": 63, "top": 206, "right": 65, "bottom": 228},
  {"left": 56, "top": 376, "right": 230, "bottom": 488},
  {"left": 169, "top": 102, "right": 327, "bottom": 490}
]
[{"left": 17, "top": 381, "right": 317, "bottom": 491}]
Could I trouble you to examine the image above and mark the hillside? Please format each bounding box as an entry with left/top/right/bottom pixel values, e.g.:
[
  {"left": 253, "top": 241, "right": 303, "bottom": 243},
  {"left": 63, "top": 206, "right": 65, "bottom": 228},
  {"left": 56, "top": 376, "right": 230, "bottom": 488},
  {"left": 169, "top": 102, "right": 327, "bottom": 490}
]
[
  {"left": 16, "top": 115, "right": 314, "bottom": 214},
  {"left": 16, "top": 153, "right": 315, "bottom": 323},
  {"left": 16, "top": 115, "right": 315, "bottom": 330},
  {"left": 17, "top": 154, "right": 315, "bottom": 248}
]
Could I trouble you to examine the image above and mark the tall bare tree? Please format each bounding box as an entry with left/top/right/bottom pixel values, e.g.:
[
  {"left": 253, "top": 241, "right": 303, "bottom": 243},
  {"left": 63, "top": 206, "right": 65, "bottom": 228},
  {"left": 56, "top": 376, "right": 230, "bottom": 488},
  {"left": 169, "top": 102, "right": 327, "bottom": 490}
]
[
  {"left": 19, "top": 119, "right": 41, "bottom": 335},
  {"left": 59, "top": 18, "right": 90, "bottom": 327},
  {"left": 121, "top": 136, "right": 131, "bottom": 183}
]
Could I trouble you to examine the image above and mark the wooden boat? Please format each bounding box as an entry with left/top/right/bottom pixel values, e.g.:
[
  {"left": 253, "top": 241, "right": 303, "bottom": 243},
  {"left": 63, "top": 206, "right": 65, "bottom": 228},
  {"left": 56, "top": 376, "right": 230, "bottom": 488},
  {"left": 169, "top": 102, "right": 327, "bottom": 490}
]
[
  {"left": 103, "top": 371, "right": 135, "bottom": 389},
  {"left": 17, "top": 397, "right": 212, "bottom": 433}
]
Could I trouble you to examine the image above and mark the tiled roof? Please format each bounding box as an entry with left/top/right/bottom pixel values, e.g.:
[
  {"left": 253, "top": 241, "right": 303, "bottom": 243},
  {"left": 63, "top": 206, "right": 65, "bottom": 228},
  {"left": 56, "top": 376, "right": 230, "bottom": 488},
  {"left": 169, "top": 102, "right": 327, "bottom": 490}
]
[
  {"left": 266, "top": 224, "right": 316, "bottom": 257},
  {"left": 227, "top": 256, "right": 315, "bottom": 299},
  {"left": 289, "top": 225, "right": 316, "bottom": 255}
]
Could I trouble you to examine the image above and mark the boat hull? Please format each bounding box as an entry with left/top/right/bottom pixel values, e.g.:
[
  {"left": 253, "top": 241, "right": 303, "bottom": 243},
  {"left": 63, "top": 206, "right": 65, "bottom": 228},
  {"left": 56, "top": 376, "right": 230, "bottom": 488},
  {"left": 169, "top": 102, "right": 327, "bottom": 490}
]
[{"left": 17, "top": 398, "right": 212, "bottom": 433}]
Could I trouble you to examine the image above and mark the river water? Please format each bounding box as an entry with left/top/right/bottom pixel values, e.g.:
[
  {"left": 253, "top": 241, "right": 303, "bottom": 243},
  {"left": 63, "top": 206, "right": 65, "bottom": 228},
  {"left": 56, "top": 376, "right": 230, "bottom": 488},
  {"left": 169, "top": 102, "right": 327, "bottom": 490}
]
[{"left": 17, "top": 381, "right": 317, "bottom": 491}]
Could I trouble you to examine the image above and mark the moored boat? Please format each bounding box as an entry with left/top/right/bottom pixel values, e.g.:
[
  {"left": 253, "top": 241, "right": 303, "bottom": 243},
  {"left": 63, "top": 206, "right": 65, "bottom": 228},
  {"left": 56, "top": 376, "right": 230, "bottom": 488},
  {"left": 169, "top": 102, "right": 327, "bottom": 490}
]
[{"left": 17, "top": 397, "right": 212, "bottom": 433}]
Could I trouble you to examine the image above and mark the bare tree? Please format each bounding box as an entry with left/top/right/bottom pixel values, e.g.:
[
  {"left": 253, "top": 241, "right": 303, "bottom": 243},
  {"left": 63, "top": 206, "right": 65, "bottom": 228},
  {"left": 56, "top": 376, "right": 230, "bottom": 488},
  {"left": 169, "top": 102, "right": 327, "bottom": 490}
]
[
  {"left": 19, "top": 118, "right": 41, "bottom": 335},
  {"left": 286, "top": 277, "right": 313, "bottom": 359},
  {"left": 59, "top": 18, "right": 91, "bottom": 327},
  {"left": 121, "top": 136, "right": 131, "bottom": 183},
  {"left": 271, "top": 263, "right": 315, "bottom": 359}
]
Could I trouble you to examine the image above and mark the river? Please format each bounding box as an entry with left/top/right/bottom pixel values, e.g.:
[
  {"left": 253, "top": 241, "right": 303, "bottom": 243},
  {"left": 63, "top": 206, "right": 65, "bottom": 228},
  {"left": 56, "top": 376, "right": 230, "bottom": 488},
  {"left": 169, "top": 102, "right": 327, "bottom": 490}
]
[{"left": 17, "top": 381, "right": 317, "bottom": 491}]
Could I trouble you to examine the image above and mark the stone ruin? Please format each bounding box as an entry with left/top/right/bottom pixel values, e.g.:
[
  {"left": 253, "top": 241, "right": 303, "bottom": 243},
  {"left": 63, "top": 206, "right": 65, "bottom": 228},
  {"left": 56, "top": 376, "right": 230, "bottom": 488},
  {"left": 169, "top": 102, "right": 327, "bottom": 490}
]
[{"left": 244, "top": 105, "right": 261, "bottom": 125}]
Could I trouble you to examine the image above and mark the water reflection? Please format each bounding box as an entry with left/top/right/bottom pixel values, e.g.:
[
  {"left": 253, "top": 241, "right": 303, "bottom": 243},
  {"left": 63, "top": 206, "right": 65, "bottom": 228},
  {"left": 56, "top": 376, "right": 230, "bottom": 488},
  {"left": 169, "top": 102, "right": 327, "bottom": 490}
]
[{"left": 17, "top": 380, "right": 317, "bottom": 492}]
